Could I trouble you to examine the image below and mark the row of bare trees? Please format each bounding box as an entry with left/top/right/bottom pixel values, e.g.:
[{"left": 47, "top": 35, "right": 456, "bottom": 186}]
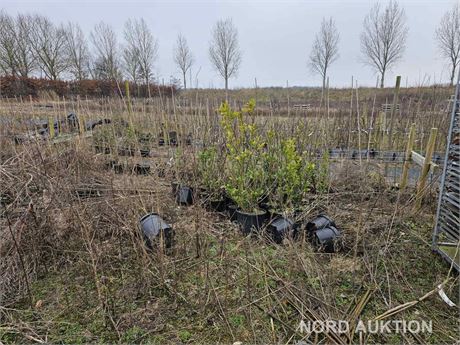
[
  {"left": 0, "top": 1, "right": 459, "bottom": 92},
  {"left": 309, "top": 1, "right": 459, "bottom": 88},
  {"left": 0, "top": 12, "right": 161, "bottom": 87}
]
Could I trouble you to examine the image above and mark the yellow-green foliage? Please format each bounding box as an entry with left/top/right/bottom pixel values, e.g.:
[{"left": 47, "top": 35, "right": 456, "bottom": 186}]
[{"left": 221, "top": 99, "right": 266, "bottom": 212}]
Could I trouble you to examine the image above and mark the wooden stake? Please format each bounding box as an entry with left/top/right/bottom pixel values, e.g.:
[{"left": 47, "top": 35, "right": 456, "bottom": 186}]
[
  {"left": 400, "top": 123, "right": 416, "bottom": 189},
  {"left": 415, "top": 127, "right": 438, "bottom": 209}
]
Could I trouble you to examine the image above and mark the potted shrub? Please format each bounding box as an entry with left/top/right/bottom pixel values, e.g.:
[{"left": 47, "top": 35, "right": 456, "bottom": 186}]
[
  {"left": 118, "top": 125, "right": 137, "bottom": 156},
  {"left": 198, "top": 145, "right": 227, "bottom": 211},
  {"left": 137, "top": 132, "right": 152, "bottom": 157},
  {"left": 221, "top": 99, "right": 268, "bottom": 234},
  {"left": 171, "top": 148, "right": 194, "bottom": 206},
  {"left": 265, "top": 138, "right": 316, "bottom": 243},
  {"left": 93, "top": 127, "right": 115, "bottom": 154}
]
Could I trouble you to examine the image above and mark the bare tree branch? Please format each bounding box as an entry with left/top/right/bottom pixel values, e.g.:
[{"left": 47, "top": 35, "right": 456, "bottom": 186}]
[
  {"left": 308, "top": 17, "right": 340, "bottom": 89},
  {"left": 435, "top": 3, "right": 460, "bottom": 85},
  {"left": 0, "top": 11, "right": 18, "bottom": 76},
  {"left": 15, "top": 14, "right": 36, "bottom": 78},
  {"left": 29, "top": 15, "right": 68, "bottom": 80},
  {"left": 360, "top": 0, "right": 408, "bottom": 88}
]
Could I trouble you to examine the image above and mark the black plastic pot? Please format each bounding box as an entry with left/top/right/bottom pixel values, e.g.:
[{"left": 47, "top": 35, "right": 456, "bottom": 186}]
[
  {"left": 118, "top": 147, "right": 135, "bottom": 156},
  {"left": 168, "top": 131, "right": 178, "bottom": 146},
  {"left": 0, "top": 192, "right": 12, "bottom": 206},
  {"left": 268, "top": 216, "right": 297, "bottom": 244},
  {"left": 314, "top": 225, "right": 341, "bottom": 252},
  {"left": 140, "top": 148, "right": 150, "bottom": 157},
  {"left": 203, "top": 195, "right": 228, "bottom": 212},
  {"left": 369, "top": 148, "right": 377, "bottom": 158},
  {"left": 157, "top": 168, "right": 165, "bottom": 178},
  {"left": 171, "top": 181, "right": 180, "bottom": 195},
  {"left": 75, "top": 188, "right": 102, "bottom": 198},
  {"left": 159, "top": 138, "right": 165, "bottom": 146},
  {"left": 236, "top": 209, "right": 268, "bottom": 234},
  {"left": 185, "top": 134, "right": 192, "bottom": 146},
  {"left": 176, "top": 186, "right": 193, "bottom": 205},
  {"left": 306, "top": 215, "right": 335, "bottom": 237},
  {"left": 139, "top": 213, "right": 174, "bottom": 249},
  {"left": 134, "top": 163, "right": 150, "bottom": 175},
  {"left": 227, "top": 204, "right": 239, "bottom": 222},
  {"left": 106, "top": 160, "right": 123, "bottom": 174},
  {"left": 95, "top": 145, "right": 111, "bottom": 154},
  {"left": 94, "top": 145, "right": 103, "bottom": 153}
]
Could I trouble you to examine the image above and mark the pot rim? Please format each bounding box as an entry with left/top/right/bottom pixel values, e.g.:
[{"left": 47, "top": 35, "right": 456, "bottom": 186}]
[{"left": 236, "top": 208, "right": 267, "bottom": 216}]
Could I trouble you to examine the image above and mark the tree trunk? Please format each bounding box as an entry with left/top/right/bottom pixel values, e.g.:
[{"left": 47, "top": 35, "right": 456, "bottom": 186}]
[
  {"left": 322, "top": 74, "right": 326, "bottom": 91},
  {"left": 450, "top": 64, "right": 455, "bottom": 86},
  {"left": 183, "top": 71, "right": 187, "bottom": 90},
  {"left": 225, "top": 76, "right": 228, "bottom": 101},
  {"left": 380, "top": 70, "right": 385, "bottom": 88}
]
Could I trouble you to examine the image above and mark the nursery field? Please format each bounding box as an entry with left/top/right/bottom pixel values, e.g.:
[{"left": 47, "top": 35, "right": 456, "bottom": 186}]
[{"left": 0, "top": 85, "right": 459, "bottom": 344}]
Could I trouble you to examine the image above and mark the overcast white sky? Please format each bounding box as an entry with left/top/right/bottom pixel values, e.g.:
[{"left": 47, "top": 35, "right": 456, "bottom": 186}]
[{"left": 1, "top": 0, "right": 457, "bottom": 88}]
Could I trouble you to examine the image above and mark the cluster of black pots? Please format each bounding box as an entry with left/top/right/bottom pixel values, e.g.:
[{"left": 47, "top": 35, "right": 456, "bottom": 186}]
[
  {"left": 134, "top": 163, "right": 151, "bottom": 175},
  {"left": 94, "top": 144, "right": 151, "bottom": 158},
  {"left": 118, "top": 147, "right": 136, "bottom": 156},
  {"left": 74, "top": 187, "right": 102, "bottom": 199},
  {"left": 94, "top": 145, "right": 112, "bottom": 154},
  {"left": 306, "top": 215, "right": 341, "bottom": 252},
  {"left": 170, "top": 184, "right": 340, "bottom": 251},
  {"left": 106, "top": 160, "right": 124, "bottom": 174}
]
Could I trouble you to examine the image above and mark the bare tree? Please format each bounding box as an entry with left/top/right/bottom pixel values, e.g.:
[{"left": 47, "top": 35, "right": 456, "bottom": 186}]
[
  {"left": 360, "top": 0, "right": 408, "bottom": 88},
  {"left": 308, "top": 17, "right": 340, "bottom": 90},
  {"left": 209, "top": 18, "right": 242, "bottom": 95},
  {"left": 435, "top": 3, "right": 460, "bottom": 85},
  {"left": 91, "top": 22, "right": 120, "bottom": 80},
  {"left": 173, "top": 33, "right": 194, "bottom": 90},
  {"left": 64, "top": 22, "right": 90, "bottom": 81},
  {"left": 123, "top": 18, "right": 158, "bottom": 86},
  {"left": 0, "top": 11, "right": 18, "bottom": 76},
  {"left": 29, "top": 15, "right": 68, "bottom": 80},
  {"left": 15, "top": 14, "right": 36, "bottom": 77}
]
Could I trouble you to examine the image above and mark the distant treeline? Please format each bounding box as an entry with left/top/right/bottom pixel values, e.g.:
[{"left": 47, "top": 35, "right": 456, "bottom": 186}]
[{"left": 0, "top": 76, "right": 178, "bottom": 99}]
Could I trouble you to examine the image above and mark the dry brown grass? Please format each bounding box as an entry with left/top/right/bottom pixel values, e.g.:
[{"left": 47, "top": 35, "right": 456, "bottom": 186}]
[{"left": 0, "top": 93, "right": 458, "bottom": 344}]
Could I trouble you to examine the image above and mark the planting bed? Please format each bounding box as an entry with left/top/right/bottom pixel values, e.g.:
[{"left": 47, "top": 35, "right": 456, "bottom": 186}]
[{"left": 0, "top": 91, "right": 458, "bottom": 344}]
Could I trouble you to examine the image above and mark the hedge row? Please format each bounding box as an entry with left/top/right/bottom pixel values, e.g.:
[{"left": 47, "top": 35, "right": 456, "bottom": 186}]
[{"left": 0, "top": 76, "right": 178, "bottom": 99}]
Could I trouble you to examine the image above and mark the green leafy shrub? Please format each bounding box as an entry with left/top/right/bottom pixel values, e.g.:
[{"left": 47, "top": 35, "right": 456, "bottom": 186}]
[
  {"left": 198, "top": 146, "right": 224, "bottom": 194},
  {"left": 270, "top": 139, "right": 316, "bottom": 211},
  {"left": 221, "top": 99, "right": 266, "bottom": 212}
]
